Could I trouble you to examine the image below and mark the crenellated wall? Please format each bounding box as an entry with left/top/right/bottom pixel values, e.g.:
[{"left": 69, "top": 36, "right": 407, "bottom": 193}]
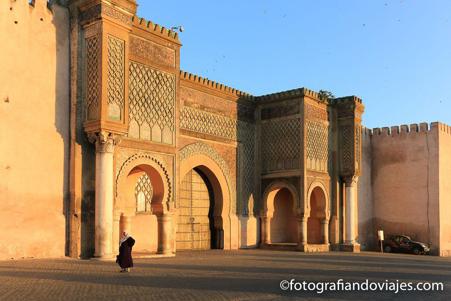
[
  {"left": 0, "top": 0, "right": 70, "bottom": 259},
  {"left": 360, "top": 122, "right": 444, "bottom": 254}
]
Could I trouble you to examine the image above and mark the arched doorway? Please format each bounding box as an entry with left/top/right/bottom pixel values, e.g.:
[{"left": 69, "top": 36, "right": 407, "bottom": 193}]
[
  {"left": 261, "top": 182, "right": 299, "bottom": 246},
  {"left": 115, "top": 154, "right": 172, "bottom": 254},
  {"left": 270, "top": 188, "right": 298, "bottom": 243},
  {"left": 179, "top": 143, "right": 237, "bottom": 250},
  {"left": 308, "top": 186, "right": 327, "bottom": 244},
  {"left": 176, "top": 167, "right": 222, "bottom": 250}
]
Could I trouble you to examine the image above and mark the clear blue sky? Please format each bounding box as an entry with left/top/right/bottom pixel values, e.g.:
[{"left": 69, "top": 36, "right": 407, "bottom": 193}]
[{"left": 137, "top": 1, "right": 451, "bottom": 128}]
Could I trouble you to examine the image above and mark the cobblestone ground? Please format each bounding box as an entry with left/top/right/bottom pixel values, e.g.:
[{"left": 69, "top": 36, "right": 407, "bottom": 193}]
[{"left": 0, "top": 250, "right": 451, "bottom": 300}]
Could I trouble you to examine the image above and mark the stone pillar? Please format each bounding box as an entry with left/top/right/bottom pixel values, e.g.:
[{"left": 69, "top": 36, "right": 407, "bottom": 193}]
[
  {"left": 90, "top": 132, "right": 118, "bottom": 259},
  {"left": 322, "top": 218, "right": 329, "bottom": 244},
  {"left": 159, "top": 214, "right": 173, "bottom": 254},
  {"left": 344, "top": 177, "right": 359, "bottom": 248},
  {"left": 297, "top": 216, "right": 308, "bottom": 250},
  {"left": 112, "top": 212, "right": 121, "bottom": 253},
  {"left": 261, "top": 216, "right": 271, "bottom": 245}
]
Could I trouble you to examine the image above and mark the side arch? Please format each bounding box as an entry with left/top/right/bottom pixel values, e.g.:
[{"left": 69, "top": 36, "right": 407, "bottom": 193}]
[
  {"left": 306, "top": 181, "right": 329, "bottom": 219},
  {"left": 262, "top": 180, "right": 299, "bottom": 216},
  {"left": 115, "top": 153, "right": 172, "bottom": 214}
]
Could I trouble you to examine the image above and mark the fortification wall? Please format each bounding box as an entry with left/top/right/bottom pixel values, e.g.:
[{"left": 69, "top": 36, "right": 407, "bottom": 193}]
[
  {"left": 357, "top": 128, "right": 374, "bottom": 250},
  {"left": 369, "top": 123, "right": 440, "bottom": 254},
  {"left": 439, "top": 124, "right": 451, "bottom": 256},
  {"left": 0, "top": 0, "right": 69, "bottom": 259}
]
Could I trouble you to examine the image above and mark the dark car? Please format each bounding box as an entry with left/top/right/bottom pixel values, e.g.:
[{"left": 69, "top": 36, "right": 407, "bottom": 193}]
[{"left": 383, "top": 235, "right": 430, "bottom": 255}]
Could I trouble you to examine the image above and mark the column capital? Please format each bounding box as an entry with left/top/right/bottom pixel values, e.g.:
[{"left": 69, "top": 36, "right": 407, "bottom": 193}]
[
  {"left": 88, "top": 131, "right": 121, "bottom": 153},
  {"left": 344, "top": 176, "right": 359, "bottom": 187}
]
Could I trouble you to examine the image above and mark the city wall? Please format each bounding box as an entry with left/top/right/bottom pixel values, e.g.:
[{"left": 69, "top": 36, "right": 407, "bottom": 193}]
[
  {"left": 359, "top": 123, "right": 442, "bottom": 254},
  {"left": 0, "top": 0, "right": 70, "bottom": 259}
]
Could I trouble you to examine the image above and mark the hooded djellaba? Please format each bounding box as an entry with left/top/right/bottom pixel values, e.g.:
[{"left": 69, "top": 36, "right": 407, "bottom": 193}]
[{"left": 116, "top": 231, "right": 136, "bottom": 273}]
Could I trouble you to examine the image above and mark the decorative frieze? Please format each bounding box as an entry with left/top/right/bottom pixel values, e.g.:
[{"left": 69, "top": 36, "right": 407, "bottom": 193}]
[
  {"left": 130, "top": 36, "right": 175, "bottom": 68},
  {"left": 80, "top": 4, "right": 132, "bottom": 26},
  {"left": 128, "top": 62, "right": 175, "bottom": 144},
  {"left": 180, "top": 106, "right": 237, "bottom": 141},
  {"left": 261, "top": 102, "right": 299, "bottom": 120}
]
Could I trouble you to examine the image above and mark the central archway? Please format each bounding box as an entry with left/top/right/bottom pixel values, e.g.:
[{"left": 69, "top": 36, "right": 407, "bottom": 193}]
[
  {"left": 178, "top": 143, "right": 237, "bottom": 250},
  {"left": 177, "top": 167, "right": 219, "bottom": 250}
]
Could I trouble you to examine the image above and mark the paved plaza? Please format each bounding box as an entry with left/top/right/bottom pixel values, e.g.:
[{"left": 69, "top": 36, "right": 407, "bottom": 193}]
[{"left": 0, "top": 250, "right": 450, "bottom": 300}]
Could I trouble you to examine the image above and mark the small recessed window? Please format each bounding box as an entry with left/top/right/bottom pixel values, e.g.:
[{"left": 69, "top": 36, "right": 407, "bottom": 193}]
[{"left": 135, "top": 174, "right": 153, "bottom": 213}]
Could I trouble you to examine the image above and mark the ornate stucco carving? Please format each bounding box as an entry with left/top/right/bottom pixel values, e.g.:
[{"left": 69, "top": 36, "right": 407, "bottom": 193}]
[
  {"left": 261, "top": 118, "right": 301, "bottom": 172},
  {"left": 115, "top": 152, "right": 172, "bottom": 205},
  {"left": 130, "top": 36, "right": 175, "bottom": 68},
  {"left": 87, "top": 131, "right": 121, "bottom": 153},
  {"left": 238, "top": 122, "right": 255, "bottom": 215},
  {"left": 85, "top": 34, "right": 101, "bottom": 121},
  {"left": 180, "top": 106, "right": 238, "bottom": 141},
  {"left": 107, "top": 35, "right": 125, "bottom": 121},
  {"left": 128, "top": 62, "right": 175, "bottom": 144},
  {"left": 80, "top": 4, "right": 132, "bottom": 26},
  {"left": 306, "top": 120, "right": 329, "bottom": 172}
]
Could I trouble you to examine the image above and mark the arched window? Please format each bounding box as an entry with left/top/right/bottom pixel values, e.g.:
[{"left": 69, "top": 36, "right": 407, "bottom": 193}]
[{"left": 135, "top": 174, "right": 153, "bottom": 213}]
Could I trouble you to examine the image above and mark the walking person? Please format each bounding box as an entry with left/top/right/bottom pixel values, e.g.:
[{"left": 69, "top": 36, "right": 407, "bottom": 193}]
[{"left": 116, "top": 231, "right": 135, "bottom": 273}]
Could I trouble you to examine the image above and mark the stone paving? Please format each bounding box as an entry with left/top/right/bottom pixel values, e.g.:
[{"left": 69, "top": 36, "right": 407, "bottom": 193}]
[{"left": 0, "top": 250, "right": 451, "bottom": 300}]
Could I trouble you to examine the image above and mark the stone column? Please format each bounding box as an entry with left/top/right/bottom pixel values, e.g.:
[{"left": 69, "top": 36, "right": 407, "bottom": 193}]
[
  {"left": 112, "top": 212, "right": 121, "bottom": 252},
  {"left": 344, "top": 177, "right": 358, "bottom": 244},
  {"left": 321, "top": 218, "right": 329, "bottom": 244},
  {"left": 261, "top": 216, "right": 271, "bottom": 245},
  {"left": 159, "top": 214, "right": 173, "bottom": 254},
  {"left": 297, "top": 216, "right": 308, "bottom": 250},
  {"left": 90, "top": 132, "right": 118, "bottom": 259}
]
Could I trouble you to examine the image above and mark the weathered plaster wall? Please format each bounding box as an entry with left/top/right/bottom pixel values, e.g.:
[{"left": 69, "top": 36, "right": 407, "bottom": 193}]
[
  {"left": 0, "top": 1, "right": 69, "bottom": 259},
  {"left": 439, "top": 124, "right": 451, "bottom": 256},
  {"left": 357, "top": 128, "right": 374, "bottom": 250},
  {"left": 371, "top": 124, "right": 440, "bottom": 254}
]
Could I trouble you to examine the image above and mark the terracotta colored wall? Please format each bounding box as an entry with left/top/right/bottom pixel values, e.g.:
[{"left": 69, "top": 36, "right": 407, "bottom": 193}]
[
  {"left": 132, "top": 214, "right": 159, "bottom": 253},
  {"left": 439, "top": 124, "right": 451, "bottom": 256},
  {"left": 270, "top": 189, "right": 297, "bottom": 243},
  {"left": 0, "top": 1, "right": 69, "bottom": 259},
  {"left": 358, "top": 128, "right": 375, "bottom": 250},
  {"left": 371, "top": 124, "right": 440, "bottom": 254}
]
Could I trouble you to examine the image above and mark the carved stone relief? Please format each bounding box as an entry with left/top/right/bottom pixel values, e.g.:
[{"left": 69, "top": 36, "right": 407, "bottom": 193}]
[
  {"left": 180, "top": 106, "right": 237, "bottom": 141},
  {"left": 261, "top": 118, "right": 301, "bottom": 172},
  {"left": 128, "top": 62, "right": 175, "bottom": 144},
  {"left": 85, "top": 35, "right": 100, "bottom": 121},
  {"left": 306, "top": 121, "right": 329, "bottom": 172},
  {"left": 107, "top": 35, "right": 125, "bottom": 121},
  {"left": 130, "top": 36, "right": 175, "bottom": 68}
]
